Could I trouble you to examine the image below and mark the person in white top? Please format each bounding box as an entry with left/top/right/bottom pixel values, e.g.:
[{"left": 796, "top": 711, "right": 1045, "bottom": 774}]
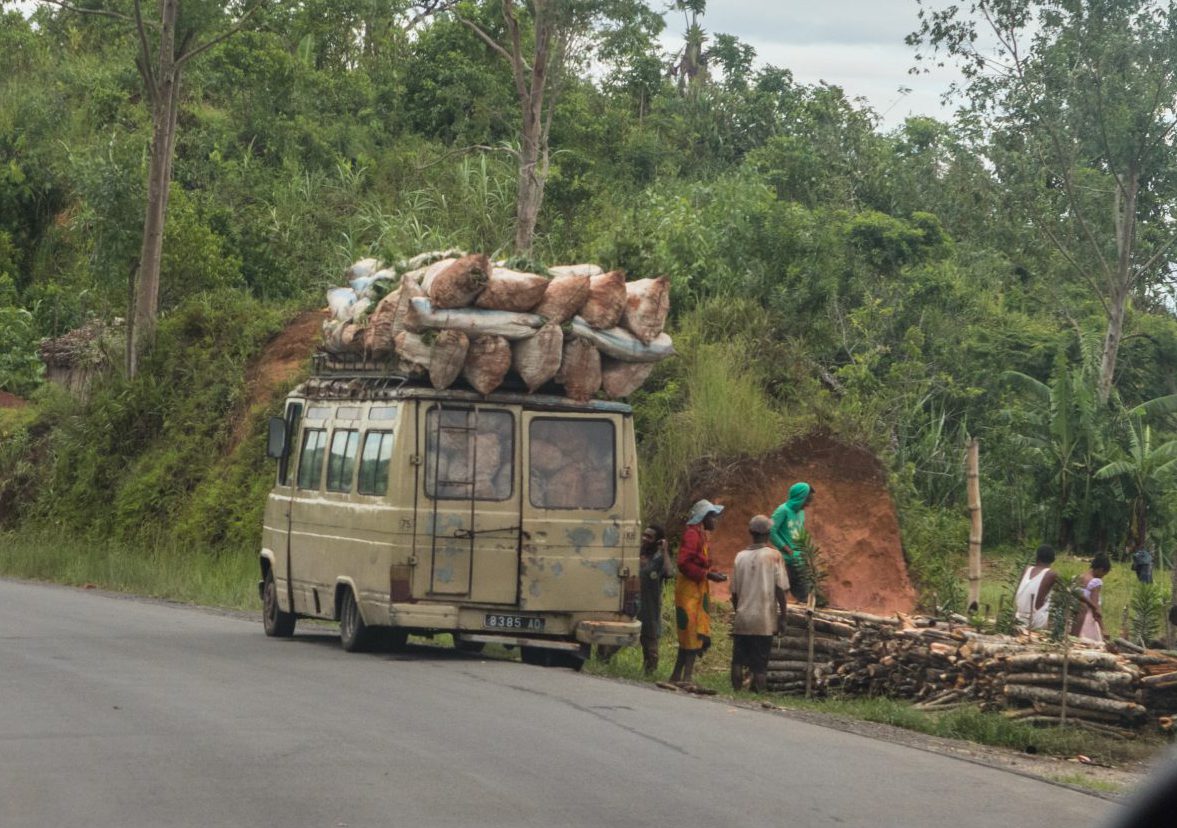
[
  {"left": 1014, "top": 544, "right": 1058, "bottom": 631},
  {"left": 730, "top": 514, "right": 789, "bottom": 693}
]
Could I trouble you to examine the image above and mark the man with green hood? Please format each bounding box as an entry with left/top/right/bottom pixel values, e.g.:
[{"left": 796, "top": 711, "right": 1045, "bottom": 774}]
[{"left": 770, "top": 482, "right": 814, "bottom": 602}]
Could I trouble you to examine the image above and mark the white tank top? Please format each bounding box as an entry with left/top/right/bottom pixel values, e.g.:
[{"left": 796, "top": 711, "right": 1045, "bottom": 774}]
[{"left": 1015, "top": 566, "right": 1052, "bottom": 630}]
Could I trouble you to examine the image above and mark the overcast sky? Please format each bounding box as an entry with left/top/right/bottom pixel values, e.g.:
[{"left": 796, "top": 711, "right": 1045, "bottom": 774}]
[{"left": 665, "top": 1, "right": 962, "bottom": 128}]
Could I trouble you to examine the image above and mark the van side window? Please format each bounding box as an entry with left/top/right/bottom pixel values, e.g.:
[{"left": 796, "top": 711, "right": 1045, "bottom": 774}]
[
  {"left": 357, "top": 431, "right": 394, "bottom": 495},
  {"left": 529, "top": 419, "right": 615, "bottom": 509},
  {"left": 278, "top": 402, "right": 303, "bottom": 486},
  {"left": 425, "top": 408, "right": 513, "bottom": 501},
  {"left": 297, "top": 428, "right": 327, "bottom": 489},
  {"left": 325, "top": 429, "right": 360, "bottom": 492}
]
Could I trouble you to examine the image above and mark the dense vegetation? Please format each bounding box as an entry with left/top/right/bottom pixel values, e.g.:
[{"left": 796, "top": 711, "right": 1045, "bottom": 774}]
[{"left": 1, "top": 1, "right": 1176, "bottom": 614}]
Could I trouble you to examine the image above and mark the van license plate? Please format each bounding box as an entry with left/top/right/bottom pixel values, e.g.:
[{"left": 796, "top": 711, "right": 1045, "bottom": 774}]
[{"left": 484, "top": 613, "right": 545, "bottom": 631}]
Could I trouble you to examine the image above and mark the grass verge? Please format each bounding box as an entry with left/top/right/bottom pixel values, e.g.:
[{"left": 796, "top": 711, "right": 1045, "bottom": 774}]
[{"left": 0, "top": 528, "right": 257, "bottom": 611}]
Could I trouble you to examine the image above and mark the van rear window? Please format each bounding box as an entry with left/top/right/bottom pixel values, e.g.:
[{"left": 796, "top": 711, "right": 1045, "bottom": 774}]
[
  {"left": 297, "top": 428, "right": 327, "bottom": 489},
  {"left": 529, "top": 419, "right": 615, "bottom": 509},
  {"left": 425, "top": 408, "right": 513, "bottom": 501},
  {"left": 358, "top": 431, "right": 394, "bottom": 495}
]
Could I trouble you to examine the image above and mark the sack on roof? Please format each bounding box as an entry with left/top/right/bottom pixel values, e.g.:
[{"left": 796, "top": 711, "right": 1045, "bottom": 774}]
[
  {"left": 532, "top": 273, "right": 590, "bottom": 324},
  {"left": 463, "top": 335, "right": 512, "bottom": 395},
  {"left": 428, "top": 253, "right": 491, "bottom": 309},
  {"left": 579, "top": 270, "right": 627, "bottom": 330},
  {"left": 621, "top": 276, "right": 670, "bottom": 344},
  {"left": 557, "top": 338, "right": 601, "bottom": 403},
  {"left": 474, "top": 267, "right": 549, "bottom": 312},
  {"left": 512, "top": 322, "right": 563, "bottom": 392}
]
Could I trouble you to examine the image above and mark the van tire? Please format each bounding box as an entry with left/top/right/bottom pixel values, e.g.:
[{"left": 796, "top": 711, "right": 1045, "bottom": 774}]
[
  {"left": 338, "top": 588, "right": 371, "bottom": 652},
  {"left": 262, "top": 571, "right": 296, "bottom": 638}
]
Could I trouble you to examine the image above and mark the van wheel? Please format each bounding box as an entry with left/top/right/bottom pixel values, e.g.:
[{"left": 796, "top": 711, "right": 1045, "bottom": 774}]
[
  {"left": 262, "top": 571, "right": 296, "bottom": 638},
  {"left": 339, "top": 589, "right": 370, "bottom": 652}
]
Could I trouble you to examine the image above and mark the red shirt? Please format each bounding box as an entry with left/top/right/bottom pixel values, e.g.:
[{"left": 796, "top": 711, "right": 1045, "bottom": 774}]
[{"left": 677, "top": 524, "right": 711, "bottom": 583}]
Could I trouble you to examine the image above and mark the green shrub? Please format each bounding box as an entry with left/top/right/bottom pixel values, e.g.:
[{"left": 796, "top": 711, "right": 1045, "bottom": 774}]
[{"left": 0, "top": 305, "right": 43, "bottom": 395}]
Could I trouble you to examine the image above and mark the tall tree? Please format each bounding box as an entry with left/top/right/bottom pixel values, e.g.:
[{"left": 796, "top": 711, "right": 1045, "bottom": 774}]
[
  {"left": 1096, "top": 399, "right": 1177, "bottom": 548},
  {"left": 911, "top": 0, "right": 1177, "bottom": 403},
  {"left": 39, "top": 1, "right": 264, "bottom": 376},
  {"left": 453, "top": 0, "right": 660, "bottom": 254}
]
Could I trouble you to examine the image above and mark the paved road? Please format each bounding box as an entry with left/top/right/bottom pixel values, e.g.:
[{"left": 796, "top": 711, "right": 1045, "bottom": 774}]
[{"left": 0, "top": 579, "right": 1117, "bottom": 828}]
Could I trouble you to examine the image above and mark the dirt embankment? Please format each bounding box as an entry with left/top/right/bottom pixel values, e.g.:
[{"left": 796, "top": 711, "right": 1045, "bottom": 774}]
[
  {"left": 0, "top": 391, "right": 28, "bottom": 408},
  {"left": 226, "top": 309, "right": 326, "bottom": 453},
  {"left": 686, "top": 435, "right": 918, "bottom": 615}
]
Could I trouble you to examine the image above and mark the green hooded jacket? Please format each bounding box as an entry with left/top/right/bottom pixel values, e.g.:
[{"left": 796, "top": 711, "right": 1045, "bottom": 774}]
[{"left": 770, "top": 482, "right": 811, "bottom": 562}]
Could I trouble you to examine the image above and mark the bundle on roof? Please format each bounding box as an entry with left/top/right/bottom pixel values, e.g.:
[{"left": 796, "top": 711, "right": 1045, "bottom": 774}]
[{"left": 321, "top": 255, "right": 675, "bottom": 400}]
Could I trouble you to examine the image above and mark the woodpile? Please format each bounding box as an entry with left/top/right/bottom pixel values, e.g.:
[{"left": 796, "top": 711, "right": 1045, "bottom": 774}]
[{"left": 764, "top": 607, "right": 1177, "bottom": 735}]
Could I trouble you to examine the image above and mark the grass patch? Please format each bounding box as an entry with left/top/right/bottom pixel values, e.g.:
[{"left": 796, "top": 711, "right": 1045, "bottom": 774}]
[
  {"left": 0, "top": 527, "right": 257, "bottom": 610},
  {"left": 1045, "top": 774, "right": 1126, "bottom": 795}
]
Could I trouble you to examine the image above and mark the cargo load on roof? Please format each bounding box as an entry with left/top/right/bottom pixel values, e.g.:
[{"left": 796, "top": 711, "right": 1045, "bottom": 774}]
[{"left": 319, "top": 252, "right": 674, "bottom": 400}]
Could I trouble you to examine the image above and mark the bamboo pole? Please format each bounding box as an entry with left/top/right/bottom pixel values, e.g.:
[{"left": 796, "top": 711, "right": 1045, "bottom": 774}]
[
  {"left": 805, "top": 594, "right": 817, "bottom": 699},
  {"left": 966, "top": 438, "right": 982, "bottom": 613}
]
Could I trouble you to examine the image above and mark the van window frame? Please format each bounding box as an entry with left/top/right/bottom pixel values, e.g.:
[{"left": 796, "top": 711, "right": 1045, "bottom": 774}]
[
  {"left": 325, "top": 428, "right": 360, "bottom": 493},
  {"left": 424, "top": 406, "right": 515, "bottom": 502},
  {"left": 528, "top": 417, "right": 617, "bottom": 510},
  {"left": 296, "top": 427, "right": 328, "bottom": 490},
  {"left": 357, "top": 430, "right": 395, "bottom": 496},
  {"left": 277, "top": 402, "right": 303, "bottom": 486}
]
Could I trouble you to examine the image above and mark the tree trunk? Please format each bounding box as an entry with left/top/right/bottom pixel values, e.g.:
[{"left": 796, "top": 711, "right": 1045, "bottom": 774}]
[
  {"left": 127, "top": 0, "right": 180, "bottom": 377},
  {"left": 513, "top": 131, "right": 544, "bottom": 254},
  {"left": 966, "top": 438, "right": 983, "bottom": 612},
  {"left": 1098, "top": 171, "right": 1139, "bottom": 403}
]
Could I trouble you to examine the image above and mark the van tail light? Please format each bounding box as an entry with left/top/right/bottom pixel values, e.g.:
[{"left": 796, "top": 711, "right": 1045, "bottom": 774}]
[
  {"left": 390, "top": 565, "right": 414, "bottom": 603},
  {"left": 622, "top": 576, "right": 640, "bottom": 617}
]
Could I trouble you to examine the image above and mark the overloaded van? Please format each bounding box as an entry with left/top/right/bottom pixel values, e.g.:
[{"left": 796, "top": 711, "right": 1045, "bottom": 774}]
[{"left": 259, "top": 362, "right": 642, "bottom": 667}]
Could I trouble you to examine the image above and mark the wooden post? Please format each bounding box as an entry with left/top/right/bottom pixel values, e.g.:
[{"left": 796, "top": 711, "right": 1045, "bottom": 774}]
[
  {"left": 1060, "top": 606, "right": 1071, "bottom": 727},
  {"left": 966, "top": 439, "right": 983, "bottom": 613},
  {"left": 805, "top": 595, "right": 817, "bottom": 700}
]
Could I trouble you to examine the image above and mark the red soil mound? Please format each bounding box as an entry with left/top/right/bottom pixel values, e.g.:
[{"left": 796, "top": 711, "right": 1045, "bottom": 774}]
[
  {"left": 0, "top": 391, "right": 28, "bottom": 408},
  {"left": 690, "top": 435, "right": 917, "bottom": 615},
  {"left": 227, "top": 309, "right": 326, "bottom": 452}
]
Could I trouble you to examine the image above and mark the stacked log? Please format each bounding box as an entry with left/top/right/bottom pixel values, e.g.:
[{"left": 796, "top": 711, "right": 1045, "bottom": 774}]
[
  {"left": 765, "top": 607, "right": 852, "bottom": 693},
  {"left": 760, "top": 608, "right": 1177, "bottom": 734}
]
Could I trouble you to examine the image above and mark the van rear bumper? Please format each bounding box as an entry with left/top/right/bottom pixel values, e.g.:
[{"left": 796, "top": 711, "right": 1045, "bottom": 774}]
[{"left": 574, "top": 619, "right": 641, "bottom": 648}]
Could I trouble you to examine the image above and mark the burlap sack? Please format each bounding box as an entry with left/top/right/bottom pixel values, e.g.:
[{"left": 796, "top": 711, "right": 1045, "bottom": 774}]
[
  {"left": 557, "top": 338, "right": 601, "bottom": 402},
  {"left": 600, "top": 358, "right": 655, "bottom": 399},
  {"left": 365, "top": 273, "right": 425, "bottom": 356},
  {"left": 547, "top": 264, "right": 603, "bottom": 278},
  {"left": 418, "top": 258, "right": 457, "bottom": 293},
  {"left": 463, "top": 335, "right": 511, "bottom": 395},
  {"left": 621, "top": 276, "right": 670, "bottom": 344},
  {"left": 511, "top": 322, "right": 563, "bottom": 392},
  {"left": 532, "top": 273, "right": 590, "bottom": 324},
  {"left": 345, "top": 258, "right": 383, "bottom": 284},
  {"left": 474, "top": 267, "right": 549, "bottom": 312},
  {"left": 322, "top": 319, "right": 363, "bottom": 354},
  {"left": 428, "top": 329, "right": 469, "bottom": 390},
  {"left": 428, "top": 253, "right": 491, "bottom": 308},
  {"left": 579, "top": 270, "right": 627, "bottom": 330},
  {"left": 393, "top": 331, "right": 432, "bottom": 370}
]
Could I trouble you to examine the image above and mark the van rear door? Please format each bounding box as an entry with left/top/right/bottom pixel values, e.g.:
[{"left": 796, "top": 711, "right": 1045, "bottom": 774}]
[
  {"left": 416, "top": 402, "right": 521, "bottom": 605},
  {"left": 519, "top": 412, "right": 628, "bottom": 612}
]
